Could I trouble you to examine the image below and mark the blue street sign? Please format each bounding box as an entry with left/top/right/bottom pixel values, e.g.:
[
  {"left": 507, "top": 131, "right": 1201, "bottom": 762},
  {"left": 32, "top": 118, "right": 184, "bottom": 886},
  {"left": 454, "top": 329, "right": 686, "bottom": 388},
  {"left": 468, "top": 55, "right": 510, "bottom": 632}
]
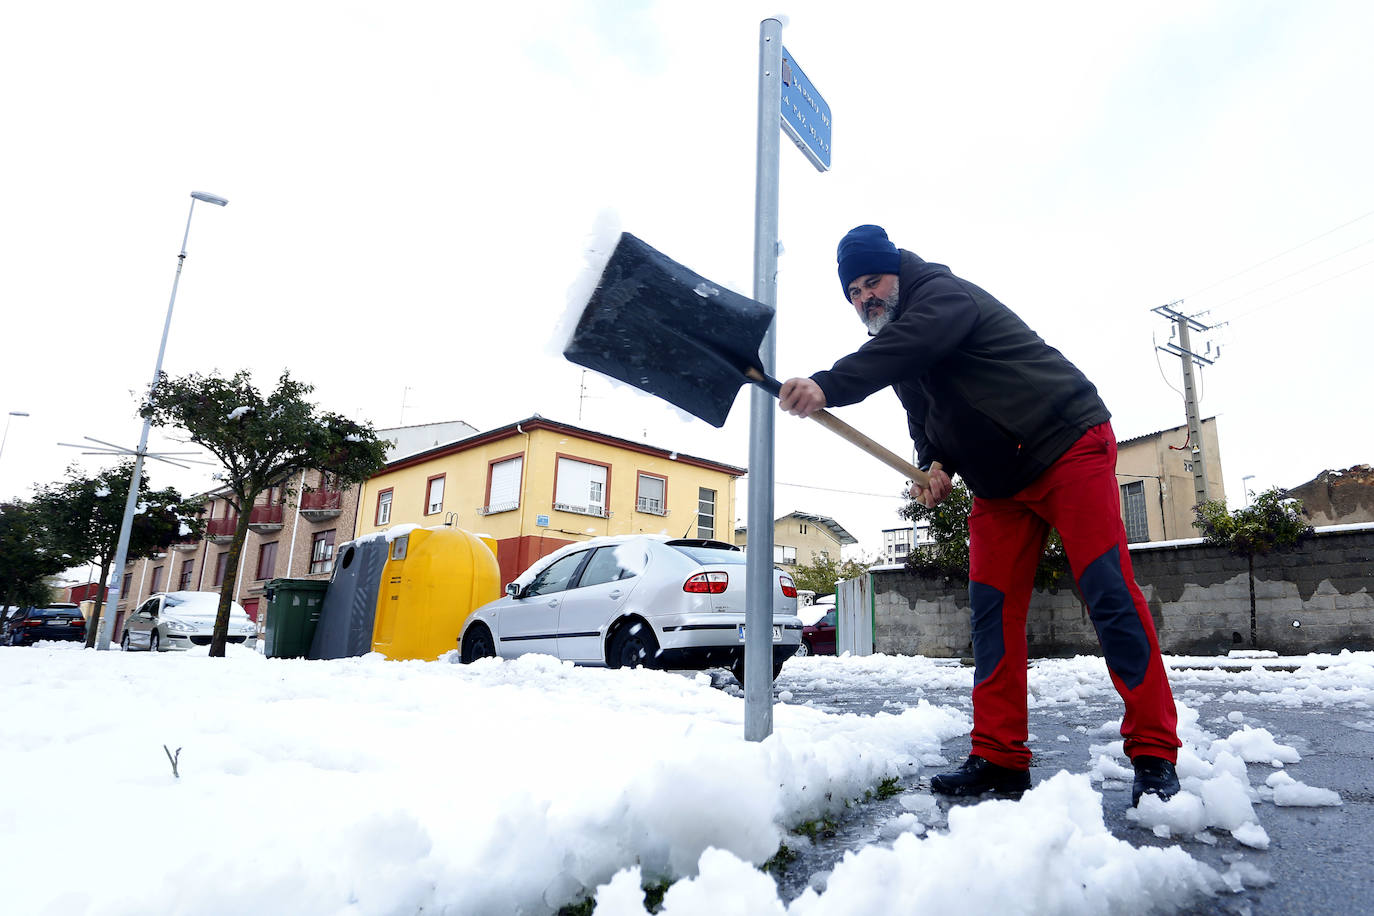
[{"left": 780, "top": 48, "right": 831, "bottom": 171}]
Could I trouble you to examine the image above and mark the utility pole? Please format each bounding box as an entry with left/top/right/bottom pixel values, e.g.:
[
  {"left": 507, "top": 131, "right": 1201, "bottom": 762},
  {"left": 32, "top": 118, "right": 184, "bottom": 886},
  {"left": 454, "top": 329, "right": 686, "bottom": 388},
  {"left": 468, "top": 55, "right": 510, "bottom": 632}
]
[{"left": 1153, "top": 301, "right": 1218, "bottom": 512}]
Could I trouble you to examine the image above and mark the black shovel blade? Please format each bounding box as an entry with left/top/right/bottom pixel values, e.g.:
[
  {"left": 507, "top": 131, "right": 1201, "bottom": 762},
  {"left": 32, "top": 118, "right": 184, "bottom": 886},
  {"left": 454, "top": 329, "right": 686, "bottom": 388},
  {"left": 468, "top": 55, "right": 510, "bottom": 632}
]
[{"left": 563, "top": 232, "right": 775, "bottom": 428}]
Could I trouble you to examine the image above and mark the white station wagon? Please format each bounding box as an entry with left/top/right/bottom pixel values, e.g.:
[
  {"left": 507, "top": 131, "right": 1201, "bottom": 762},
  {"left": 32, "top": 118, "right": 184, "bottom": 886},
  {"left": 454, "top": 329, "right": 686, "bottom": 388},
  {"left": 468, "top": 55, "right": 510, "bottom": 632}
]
[
  {"left": 121, "top": 591, "right": 258, "bottom": 652},
  {"left": 459, "top": 535, "right": 801, "bottom": 683}
]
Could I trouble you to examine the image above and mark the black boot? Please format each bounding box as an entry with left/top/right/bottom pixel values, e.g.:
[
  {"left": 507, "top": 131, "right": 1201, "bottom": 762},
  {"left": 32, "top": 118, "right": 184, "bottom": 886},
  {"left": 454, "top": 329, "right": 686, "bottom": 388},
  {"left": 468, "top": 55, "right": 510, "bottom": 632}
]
[
  {"left": 930, "top": 755, "right": 1030, "bottom": 797},
  {"left": 1131, "top": 755, "right": 1181, "bottom": 806}
]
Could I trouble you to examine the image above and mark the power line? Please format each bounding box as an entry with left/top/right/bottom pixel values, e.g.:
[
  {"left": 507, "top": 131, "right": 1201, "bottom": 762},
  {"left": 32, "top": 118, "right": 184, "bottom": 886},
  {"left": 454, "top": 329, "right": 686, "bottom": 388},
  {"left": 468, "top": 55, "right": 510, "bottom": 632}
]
[
  {"left": 1181, "top": 206, "right": 1374, "bottom": 301},
  {"left": 1151, "top": 330, "right": 1184, "bottom": 398},
  {"left": 1220, "top": 254, "right": 1374, "bottom": 323},
  {"left": 1201, "top": 233, "right": 1374, "bottom": 318},
  {"left": 773, "top": 479, "right": 906, "bottom": 499}
]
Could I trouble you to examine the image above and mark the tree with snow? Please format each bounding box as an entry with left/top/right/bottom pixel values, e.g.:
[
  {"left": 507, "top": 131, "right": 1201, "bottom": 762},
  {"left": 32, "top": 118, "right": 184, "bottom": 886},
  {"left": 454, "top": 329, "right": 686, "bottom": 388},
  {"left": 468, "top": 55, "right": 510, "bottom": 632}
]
[
  {"left": 30, "top": 461, "right": 201, "bottom": 648},
  {"left": 140, "top": 369, "right": 389, "bottom": 656}
]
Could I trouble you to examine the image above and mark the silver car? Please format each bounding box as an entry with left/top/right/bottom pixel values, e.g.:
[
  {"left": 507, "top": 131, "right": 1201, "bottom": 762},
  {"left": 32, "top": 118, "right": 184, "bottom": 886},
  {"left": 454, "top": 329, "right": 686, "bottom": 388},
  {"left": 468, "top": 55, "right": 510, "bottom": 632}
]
[
  {"left": 459, "top": 535, "right": 801, "bottom": 683},
  {"left": 121, "top": 591, "right": 258, "bottom": 652}
]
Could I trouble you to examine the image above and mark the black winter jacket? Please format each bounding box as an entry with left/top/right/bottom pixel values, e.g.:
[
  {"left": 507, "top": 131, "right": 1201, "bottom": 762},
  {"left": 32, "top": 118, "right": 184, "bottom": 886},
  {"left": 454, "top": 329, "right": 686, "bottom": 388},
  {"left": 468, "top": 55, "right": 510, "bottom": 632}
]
[{"left": 811, "top": 251, "right": 1110, "bottom": 499}]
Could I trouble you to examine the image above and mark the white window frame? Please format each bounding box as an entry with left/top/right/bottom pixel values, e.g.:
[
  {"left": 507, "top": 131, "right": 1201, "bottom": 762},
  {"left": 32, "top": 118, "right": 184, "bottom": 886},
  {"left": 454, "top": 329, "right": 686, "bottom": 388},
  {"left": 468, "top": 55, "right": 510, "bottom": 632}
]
[
  {"left": 636, "top": 473, "right": 667, "bottom": 515},
  {"left": 425, "top": 475, "right": 446, "bottom": 516},
  {"left": 697, "top": 488, "right": 716, "bottom": 539},
  {"left": 310, "top": 530, "right": 336, "bottom": 575},
  {"left": 555, "top": 457, "right": 610, "bottom": 518},
  {"left": 483, "top": 456, "right": 523, "bottom": 515},
  {"left": 773, "top": 544, "right": 797, "bottom": 565}
]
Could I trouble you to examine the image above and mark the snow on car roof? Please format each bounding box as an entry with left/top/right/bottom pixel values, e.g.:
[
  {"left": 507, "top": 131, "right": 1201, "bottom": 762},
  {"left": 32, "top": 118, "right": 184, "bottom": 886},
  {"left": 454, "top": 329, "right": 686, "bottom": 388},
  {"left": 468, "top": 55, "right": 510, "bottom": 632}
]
[
  {"left": 160, "top": 591, "right": 248, "bottom": 616},
  {"left": 510, "top": 533, "right": 671, "bottom": 586}
]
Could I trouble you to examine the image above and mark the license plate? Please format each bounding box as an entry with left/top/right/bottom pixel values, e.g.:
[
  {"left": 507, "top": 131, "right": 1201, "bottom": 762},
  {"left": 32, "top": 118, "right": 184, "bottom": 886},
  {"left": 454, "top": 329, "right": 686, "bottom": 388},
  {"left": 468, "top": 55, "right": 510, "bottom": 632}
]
[{"left": 736, "top": 624, "right": 783, "bottom": 643}]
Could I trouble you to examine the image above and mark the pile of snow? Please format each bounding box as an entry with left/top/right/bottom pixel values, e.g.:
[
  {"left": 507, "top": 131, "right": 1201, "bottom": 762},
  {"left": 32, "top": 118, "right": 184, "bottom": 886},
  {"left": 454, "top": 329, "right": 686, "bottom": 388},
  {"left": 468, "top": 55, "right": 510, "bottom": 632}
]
[
  {"left": 1, "top": 644, "right": 965, "bottom": 915},
  {"left": 2, "top": 646, "right": 1365, "bottom": 914},
  {"left": 595, "top": 774, "right": 1221, "bottom": 916}
]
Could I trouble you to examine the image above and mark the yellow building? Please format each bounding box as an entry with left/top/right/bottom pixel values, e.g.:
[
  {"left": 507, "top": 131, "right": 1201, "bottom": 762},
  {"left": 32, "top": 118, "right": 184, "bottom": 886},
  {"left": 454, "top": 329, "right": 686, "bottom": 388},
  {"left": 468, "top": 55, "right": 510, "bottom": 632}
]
[
  {"left": 735, "top": 511, "right": 857, "bottom": 567},
  {"left": 353, "top": 416, "right": 745, "bottom": 585},
  {"left": 1116, "top": 417, "right": 1225, "bottom": 542}
]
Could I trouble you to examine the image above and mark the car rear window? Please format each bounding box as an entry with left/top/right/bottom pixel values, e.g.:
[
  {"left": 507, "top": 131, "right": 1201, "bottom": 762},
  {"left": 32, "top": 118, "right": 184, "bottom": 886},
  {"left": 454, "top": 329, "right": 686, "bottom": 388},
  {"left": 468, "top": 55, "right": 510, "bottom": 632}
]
[
  {"left": 669, "top": 545, "right": 747, "bottom": 565},
  {"left": 38, "top": 607, "right": 79, "bottom": 616}
]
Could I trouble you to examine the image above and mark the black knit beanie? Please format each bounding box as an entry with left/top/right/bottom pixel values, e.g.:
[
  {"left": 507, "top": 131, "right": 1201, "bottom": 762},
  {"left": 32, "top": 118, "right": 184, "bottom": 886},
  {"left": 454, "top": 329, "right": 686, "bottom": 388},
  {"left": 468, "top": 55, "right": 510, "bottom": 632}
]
[{"left": 836, "top": 224, "right": 900, "bottom": 297}]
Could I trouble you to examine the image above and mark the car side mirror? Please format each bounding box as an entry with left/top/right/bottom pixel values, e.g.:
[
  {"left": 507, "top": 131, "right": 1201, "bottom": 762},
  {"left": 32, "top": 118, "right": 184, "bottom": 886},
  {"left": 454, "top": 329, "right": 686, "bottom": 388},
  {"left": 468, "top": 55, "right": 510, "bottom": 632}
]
[{"left": 505, "top": 582, "right": 521, "bottom": 598}]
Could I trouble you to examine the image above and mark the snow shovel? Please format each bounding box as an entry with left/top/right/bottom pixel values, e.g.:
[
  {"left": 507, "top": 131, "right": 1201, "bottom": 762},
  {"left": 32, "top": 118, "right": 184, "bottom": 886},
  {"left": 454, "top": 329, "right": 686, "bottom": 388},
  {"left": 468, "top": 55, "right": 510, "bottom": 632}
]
[{"left": 562, "top": 231, "right": 929, "bottom": 487}]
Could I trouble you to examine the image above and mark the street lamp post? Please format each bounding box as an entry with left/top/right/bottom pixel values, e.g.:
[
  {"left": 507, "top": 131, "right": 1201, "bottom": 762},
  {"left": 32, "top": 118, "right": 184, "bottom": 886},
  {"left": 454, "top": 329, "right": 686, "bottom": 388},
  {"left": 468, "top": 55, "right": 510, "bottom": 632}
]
[
  {"left": 0, "top": 410, "right": 30, "bottom": 464},
  {"left": 95, "top": 191, "right": 228, "bottom": 650}
]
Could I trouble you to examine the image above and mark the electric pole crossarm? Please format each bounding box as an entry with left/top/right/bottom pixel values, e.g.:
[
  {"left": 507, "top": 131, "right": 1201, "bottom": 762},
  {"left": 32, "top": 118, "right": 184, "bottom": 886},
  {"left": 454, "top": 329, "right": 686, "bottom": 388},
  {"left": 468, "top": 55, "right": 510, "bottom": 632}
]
[{"left": 1156, "top": 343, "right": 1215, "bottom": 366}]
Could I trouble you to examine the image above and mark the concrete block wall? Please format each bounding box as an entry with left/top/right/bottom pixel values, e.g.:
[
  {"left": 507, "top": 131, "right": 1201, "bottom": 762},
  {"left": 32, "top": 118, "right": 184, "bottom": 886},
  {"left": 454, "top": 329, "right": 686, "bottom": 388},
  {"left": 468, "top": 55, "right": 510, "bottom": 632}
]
[{"left": 871, "top": 528, "right": 1374, "bottom": 658}]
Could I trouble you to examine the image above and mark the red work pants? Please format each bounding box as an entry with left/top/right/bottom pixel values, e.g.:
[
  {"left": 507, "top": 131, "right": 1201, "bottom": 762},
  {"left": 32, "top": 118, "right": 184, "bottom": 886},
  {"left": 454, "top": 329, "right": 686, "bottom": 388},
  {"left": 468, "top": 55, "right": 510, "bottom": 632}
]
[{"left": 966, "top": 422, "right": 1180, "bottom": 770}]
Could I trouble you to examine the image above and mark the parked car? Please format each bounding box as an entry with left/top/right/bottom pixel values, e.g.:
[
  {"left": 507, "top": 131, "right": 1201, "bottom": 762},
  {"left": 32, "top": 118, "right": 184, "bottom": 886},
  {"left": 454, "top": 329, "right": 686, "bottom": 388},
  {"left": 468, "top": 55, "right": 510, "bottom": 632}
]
[
  {"left": 797, "top": 606, "right": 837, "bottom": 656},
  {"left": 4, "top": 604, "right": 86, "bottom": 646},
  {"left": 121, "top": 591, "right": 257, "bottom": 652},
  {"left": 459, "top": 535, "right": 801, "bottom": 683}
]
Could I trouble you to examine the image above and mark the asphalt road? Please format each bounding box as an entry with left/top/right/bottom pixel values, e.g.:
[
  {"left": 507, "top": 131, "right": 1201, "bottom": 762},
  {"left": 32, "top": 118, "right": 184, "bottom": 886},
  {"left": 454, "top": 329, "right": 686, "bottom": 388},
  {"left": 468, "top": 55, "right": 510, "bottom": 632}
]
[{"left": 758, "top": 660, "right": 1374, "bottom": 915}]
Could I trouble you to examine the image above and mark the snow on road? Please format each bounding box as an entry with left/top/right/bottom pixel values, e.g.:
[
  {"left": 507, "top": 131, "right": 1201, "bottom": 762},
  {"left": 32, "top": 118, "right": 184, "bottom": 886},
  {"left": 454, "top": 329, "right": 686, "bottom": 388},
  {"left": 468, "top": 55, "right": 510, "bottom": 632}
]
[{"left": 2, "top": 644, "right": 1367, "bottom": 915}]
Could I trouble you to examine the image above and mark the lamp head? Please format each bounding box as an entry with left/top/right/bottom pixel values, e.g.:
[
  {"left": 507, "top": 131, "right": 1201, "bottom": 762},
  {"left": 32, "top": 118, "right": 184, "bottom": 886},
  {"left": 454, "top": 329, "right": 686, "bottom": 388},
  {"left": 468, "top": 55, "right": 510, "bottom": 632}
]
[
  {"left": 8, "top": 411, "right": 29, "bottom": 417},
  {"left": 191, "top": 191, "right": 229, "bottom": 206}
]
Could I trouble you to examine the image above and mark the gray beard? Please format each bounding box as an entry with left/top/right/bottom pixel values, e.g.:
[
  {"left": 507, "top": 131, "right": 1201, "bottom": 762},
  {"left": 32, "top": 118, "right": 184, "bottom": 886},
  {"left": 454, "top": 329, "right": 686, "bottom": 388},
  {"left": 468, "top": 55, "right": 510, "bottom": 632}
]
[{"left": 863, "top": 283, "right": 901, "bottom": 336}]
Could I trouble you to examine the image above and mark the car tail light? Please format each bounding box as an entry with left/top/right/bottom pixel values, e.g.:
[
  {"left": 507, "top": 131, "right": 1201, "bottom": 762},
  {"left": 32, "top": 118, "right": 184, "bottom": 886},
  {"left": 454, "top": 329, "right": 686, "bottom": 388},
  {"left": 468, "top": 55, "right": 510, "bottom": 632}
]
[
  {"left": 24, "top": 619, "right": 43, "bottom": 626},
  {"left": 779, "top": 575, "right": 797, "bottom": 598},
  {"left": 683, "top": 572, "right": 728, "bottom": 594}
]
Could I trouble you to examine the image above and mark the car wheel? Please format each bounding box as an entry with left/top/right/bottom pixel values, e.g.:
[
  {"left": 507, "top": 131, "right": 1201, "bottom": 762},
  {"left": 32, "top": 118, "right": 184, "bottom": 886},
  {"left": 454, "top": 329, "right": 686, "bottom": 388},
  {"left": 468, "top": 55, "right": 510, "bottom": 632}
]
[
  {"left": 120, "top": 632, "right": 130, "bottom": 651},
  {"left": 795, "top": 640, "right": 811, "bottom": 657},
  {"left": 460, "top": 624, "right": 496, "bottom": 664},
  {"left": 731, "top": 655, "right": 785, "bottom": 687},
  {"left": 149, "top": 632, "right": 160, "bottom": 653},
  {"left": 608, "top": 621, "right": 659, "bottom": 669}
]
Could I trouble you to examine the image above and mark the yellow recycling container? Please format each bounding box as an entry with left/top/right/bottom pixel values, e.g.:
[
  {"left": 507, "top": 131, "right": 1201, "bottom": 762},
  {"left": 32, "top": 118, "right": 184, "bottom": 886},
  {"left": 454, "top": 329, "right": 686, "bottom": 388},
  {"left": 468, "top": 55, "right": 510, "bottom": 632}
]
[{"left": 371, "top": 525, "right": 501, "bottom": 661}]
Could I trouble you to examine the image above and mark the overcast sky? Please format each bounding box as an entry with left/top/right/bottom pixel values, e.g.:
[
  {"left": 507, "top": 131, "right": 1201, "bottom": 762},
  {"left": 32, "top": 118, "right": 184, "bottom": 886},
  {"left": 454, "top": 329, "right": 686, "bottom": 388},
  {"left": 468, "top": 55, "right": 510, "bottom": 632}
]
[{"left": 3, "top": 1, "right": 1371, "bottom": 558}]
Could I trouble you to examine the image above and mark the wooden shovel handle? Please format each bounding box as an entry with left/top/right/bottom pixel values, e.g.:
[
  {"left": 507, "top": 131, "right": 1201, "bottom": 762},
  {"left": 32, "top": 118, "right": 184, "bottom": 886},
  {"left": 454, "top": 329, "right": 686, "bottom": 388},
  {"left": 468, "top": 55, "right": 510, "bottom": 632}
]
[{"left": 745, "top": 368, "right": 930, "bottom": 488}]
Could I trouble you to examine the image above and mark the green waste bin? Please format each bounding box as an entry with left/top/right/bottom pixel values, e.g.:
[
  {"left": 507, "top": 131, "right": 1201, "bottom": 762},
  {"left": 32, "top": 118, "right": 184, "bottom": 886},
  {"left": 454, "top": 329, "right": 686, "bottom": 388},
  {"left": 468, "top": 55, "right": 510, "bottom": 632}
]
[{"left": 263, "top": 578, "right": 329, "bottom": 658}]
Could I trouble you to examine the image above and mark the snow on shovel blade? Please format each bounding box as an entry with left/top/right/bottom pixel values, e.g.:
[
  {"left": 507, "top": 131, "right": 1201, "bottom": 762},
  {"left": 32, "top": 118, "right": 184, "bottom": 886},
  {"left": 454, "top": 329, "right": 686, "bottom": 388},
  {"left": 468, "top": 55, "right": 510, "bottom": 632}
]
[{"left": 562, "top": 232, "right": 775, "bottom": 428}]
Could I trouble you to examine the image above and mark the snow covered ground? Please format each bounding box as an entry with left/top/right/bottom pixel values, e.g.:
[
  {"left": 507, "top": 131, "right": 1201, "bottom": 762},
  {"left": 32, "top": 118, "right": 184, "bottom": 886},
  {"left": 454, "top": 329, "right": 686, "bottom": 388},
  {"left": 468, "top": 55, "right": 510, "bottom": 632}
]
[{"left": 1, "top": 644, "right": 1366, "bottom": 915}]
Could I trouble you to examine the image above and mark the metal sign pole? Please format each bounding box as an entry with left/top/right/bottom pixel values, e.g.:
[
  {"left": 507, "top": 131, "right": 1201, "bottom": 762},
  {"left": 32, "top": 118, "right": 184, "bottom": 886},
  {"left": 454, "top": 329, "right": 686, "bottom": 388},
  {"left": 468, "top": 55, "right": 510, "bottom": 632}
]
[{"left": 744, "top": 17, "right": 784, "bottom": 741}]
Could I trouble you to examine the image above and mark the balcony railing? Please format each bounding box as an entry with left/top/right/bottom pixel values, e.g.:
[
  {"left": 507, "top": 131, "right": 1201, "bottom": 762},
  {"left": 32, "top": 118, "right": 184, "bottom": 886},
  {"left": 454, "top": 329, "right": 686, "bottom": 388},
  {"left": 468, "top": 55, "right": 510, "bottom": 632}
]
[
  {"left": 635, "top": 498, "right": 669, "bottom": 516},
  {"left": 553, "top": 502, "right": 611, "bottom": 518},
  {"left": 298, "top": 488, "right": 344, "bottom": 520},
  {"left": 206, "top": 517, "right": 238, "bottom": 541},
  {"left": 248, "top": 504, "right": 285, "bottom": 532},
  {"left": 478, "top": 500, "right": 520, "bottom": 516},
  {"left": 169, "top": 533, "right": 200, "bottom": 551}
]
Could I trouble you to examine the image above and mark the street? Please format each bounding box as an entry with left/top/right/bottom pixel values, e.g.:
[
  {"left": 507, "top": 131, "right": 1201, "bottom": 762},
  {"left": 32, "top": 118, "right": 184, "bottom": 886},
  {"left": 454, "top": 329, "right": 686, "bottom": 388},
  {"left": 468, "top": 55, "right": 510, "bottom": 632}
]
[{"left": 765, "top": 656, "right": 1374, "bottom": 914}]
